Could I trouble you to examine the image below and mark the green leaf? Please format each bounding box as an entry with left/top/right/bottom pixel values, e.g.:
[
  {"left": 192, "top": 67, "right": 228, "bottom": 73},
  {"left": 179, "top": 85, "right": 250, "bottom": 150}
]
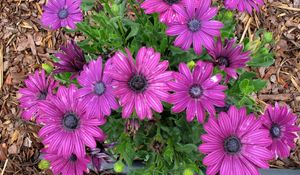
[
  {"left": 239, "top": 79, "right": 255, "bottom": 95},
  {"left": 252, "top": 79, "right": 266, "bottom": 92},
  {"left": 42, "top": 63, "right": 53, "bottom": 74},
  {"left": 124, "top": 20, "right": 140, "bottom": 41},
  {"left": 175, "top": 144, "right": 197, "bottom": 153},
  {"left": 239, "top": 79, "right": 249, "bottom": 90},
  {"left": 81, "top": 0, "right": 96, "bottom": 11},
  {"left": 238, "top": 71, "right": 256, "bottom": 80},
  {"left": 163, "top": 145, "right": 174, "bottom": 163},
  {"left": 38, "top": 159, "right": 50, "bottom": 170},
  {"left": 248, "top": 52, "right": 275, "bottom": 67}
]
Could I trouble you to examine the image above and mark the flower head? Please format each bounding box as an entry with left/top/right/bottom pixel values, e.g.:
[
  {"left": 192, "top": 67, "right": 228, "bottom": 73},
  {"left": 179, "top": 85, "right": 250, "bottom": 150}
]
[
  {"left": 141, "top": 0, "right": 185, "bottom": 24},
  {"left": 41, "top": 0, "right": 83, "bottom": 30},
  {"left": 166, "top": 0, "right": 223, "bottom": 55},
  {"left": 109, "top": 47, "right": 172, "bottom": 120},
  {"left": 260, "top": 103, "right": 300, "bottom": 159},
  {"left": 44, "top": 151, "right": 90, "bottom": 175},
  {"left": 168, "top": 61, "right": 226, "bottom": 123},
  {"left": 18, "top": 70, "right": 58, "bottom": 121},
  {"left": 199, "top": 106, "right": 273, "bottom": 175},
  {"left": 208, "top": 38, "right": 251, "bottom": 81},
  {"left": 224, "top": 0, "right": 264, "bottom": 14},
  {"left": 38, "top": 85, "right": 106, "bottom": 157},
  {"left": 54, "top": 40, "right": 86, "bottom": 78},
  {"left": 77, "top": 57, "right": 118, "bottom": 118},
  {"left": 90, "top": 142, "right": 115, "bottom": 173}
]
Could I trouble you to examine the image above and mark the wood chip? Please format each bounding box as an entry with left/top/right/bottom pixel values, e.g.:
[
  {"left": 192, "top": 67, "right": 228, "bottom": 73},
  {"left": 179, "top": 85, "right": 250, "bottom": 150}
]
[
  {"left": 291, "top": 76, "right": 300, "bottom": 92},
  {"left": 258, "top": 94, "right": 294, "bottom": 101},
  {"left": 0, "top": 43, "right": 3, "bottom": 89},
  {"left": 0, "top": 144, "right": 7, "bottom": 161},
  {"left": 26, "top": 33, "right": 37, "bottom": 55}
]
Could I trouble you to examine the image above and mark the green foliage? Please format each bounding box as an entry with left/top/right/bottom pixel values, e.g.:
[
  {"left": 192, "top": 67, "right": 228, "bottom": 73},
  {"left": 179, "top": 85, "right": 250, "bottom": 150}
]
[
  {"left": 245, "top": 31, "right": 275, "bottom": 67},
  {"left": 227, "top": 71, "right": 266, "bottom": 111},
  {"left": 216, "top": 9, "right": 236, "bottom": 39},
  {"left": 103, "top": 112, "right": 203, "bottom": 174},
  {"left": 38, "top": 159, "right": 50, "bottom": 170}
]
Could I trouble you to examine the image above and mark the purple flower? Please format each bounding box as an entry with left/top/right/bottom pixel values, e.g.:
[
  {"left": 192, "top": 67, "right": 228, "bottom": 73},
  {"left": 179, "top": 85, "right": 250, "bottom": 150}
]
[
  {"left": 208, "top": 38, "right": 251, "bottom": 81},
  {"left": 18, "top": 70, "right": 58, "bottom": 121},
  {"left": 44, "top": 151, "right": 90, "bottom": 175},
  {"left": 54, "top": 40, "right": 86, "bottom": 79},
  {"left": 166, "top": 0, "right": 223, "bottom": 55},
  {"left": 41, "top": 0, "right": 83, "bottom": 30},
  {"left": 199, "top": 106, "right": 273, "bottom": 175},
  {"left": 260, "top": 103, "right": 300, "bottom": 159},
  {"left": 109, "top": 47, "right": 172, "bottom": 120},
  {"left": 77, "top": 57, "right": 118, "bottom": 118},
  {"left": 141, "top": 0, "right": 185, "bottom": 24},
  {"left": 224, "top": 0, "right": 264, "bottom": 14},
  {"left": 168, "top": 61, "right": 227, "bottom": 123},
  {"left": 38, "top": 85, "right": 106, "bottom": 158},
  {"left": 90, "top": 143, "right": 115, "bottom": 173}
]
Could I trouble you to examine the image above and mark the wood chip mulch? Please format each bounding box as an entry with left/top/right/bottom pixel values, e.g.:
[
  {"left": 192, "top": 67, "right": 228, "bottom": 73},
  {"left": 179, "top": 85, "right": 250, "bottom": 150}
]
[{"left": 0, "top": 0, "right": 299, "bottom": 174}]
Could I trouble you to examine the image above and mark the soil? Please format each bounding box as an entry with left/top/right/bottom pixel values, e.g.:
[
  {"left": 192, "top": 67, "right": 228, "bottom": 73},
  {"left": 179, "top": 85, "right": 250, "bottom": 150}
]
[{"left": 0, "top": 0, "right": 299, "bottom": 174}]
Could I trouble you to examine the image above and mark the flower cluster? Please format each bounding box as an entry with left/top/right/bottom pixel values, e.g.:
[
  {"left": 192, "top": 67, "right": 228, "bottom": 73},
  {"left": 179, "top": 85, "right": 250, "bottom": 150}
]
[
  {"left": 16, "top": 0, "right": 299, "bottom": 175},
  {"left": 18, "top": 44, "right": 300, "bottom": 175}
]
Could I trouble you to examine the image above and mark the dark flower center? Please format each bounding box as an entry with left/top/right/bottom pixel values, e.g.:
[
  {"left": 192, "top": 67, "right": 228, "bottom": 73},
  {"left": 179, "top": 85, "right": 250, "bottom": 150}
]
[
  {"left": 69, "top": 154, "right": 77, "bottom": 162},
  {"left": 224, "top": 136, "right": 241, "bottom": 154},
  {"left": 151, "top": 140, "right": 164, "bottom": 154},
  {"left": 38, "top": 91, "right": 47, "bottom": 100},
  {"left": 94, "top": 82, "right": 106, "bottom": 95},
  {"left": 63, "top": 113, "right": 79, "bottom": 130},
  {"left": 218, "top": 57, "right": 230, "bottom": 67},
  {"left": 58, "top": 9, "right": 69, "bottom": 19},
  {"left": 189, "top": 85, "right": 203, "bottom": 98},
  {"left": 188, "top": 19, "right": 201, "bottom": 32},
  {"left": 128, "top": 74, "right": 147, "bottom": 92},
  {"left": 270, "top": 124, "right": 281, "bottom": 138},
  {"left": 163, "top": 0, "right": 180, "bottom": 4}
]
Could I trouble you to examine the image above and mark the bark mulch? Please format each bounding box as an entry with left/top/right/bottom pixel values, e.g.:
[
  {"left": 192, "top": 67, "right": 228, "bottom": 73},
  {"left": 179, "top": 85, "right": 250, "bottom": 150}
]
[{"left": 0, "top": 0, "right": 299, "bottom": 175}]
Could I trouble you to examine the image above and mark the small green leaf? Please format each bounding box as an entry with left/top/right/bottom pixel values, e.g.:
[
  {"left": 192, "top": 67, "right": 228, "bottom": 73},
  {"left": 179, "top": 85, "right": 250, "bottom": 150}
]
[
  {"left": 263, "top": 32, "right": 273, "bottom": 43},
  {"left": 175, "top": 144, "right": 197, "bottom": 153},
  {"left": 114, "top": 160, "right": 125, "bottom": 173},
  {"left": 239, "top": 79, "right": 249, "bottom": 90},
  {"left": 124, "top": 20, "right": 140, "bottom": 41},
  {"left": 183, "top": 168, "right": 194, "bottom": 175},
  {"left": 42, "top": 64, "right": 53, "bottom": 74},
  {"left": 163, "top": 145, "right": 174, "bottom": 163},
  {"left": 38, "top": 159, "right": 50, "bottom": 170},
  {"left": 252, "top": 79, "right": 266, "bottom": 92}
]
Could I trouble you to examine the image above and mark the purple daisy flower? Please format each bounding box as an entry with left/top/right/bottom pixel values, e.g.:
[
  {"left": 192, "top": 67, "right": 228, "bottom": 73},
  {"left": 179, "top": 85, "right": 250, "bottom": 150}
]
[
  {"left": 224, "top": 0, "right": 264, "bottom": 14},
  {"left": 168, "top": 61, "right": 227, "bottom": 123},
  {"left": 166, "top": 0, "right": 223, "bottom": 55},
  {"left": 260, "top": 103, "right": 300, "bottom": 159},
  {"left": 77, "top": 57, "right": 118, "bottom": 118},
  {"left": 54, "top": 40, "right": 86, "bottom": 79},
  {"left": 38, "top": 85, "right": 106, "bottom": 158},
  {"left": 141, "top": 0, "right": 185, "bottom": 24},
  {"left": 41, "top": 0, "right": 83, "bottom": 30},
  {"left": 109, "top": 47, "right": 172, "bottom": 120},
  {"left": 18, "top": 70, "right": 58, "bottom": 121},
  {"left": 90, "top": 142, "right": 115, "bottom": 173},
  {"left": 44, "top": 151, "right": 90, "bottom": 175},
  {"left": 199, "top": 106, "right": 273, "bottom": 175},
  {"left": 208, "top": 38, "right": 251, "bottom": 81}
]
